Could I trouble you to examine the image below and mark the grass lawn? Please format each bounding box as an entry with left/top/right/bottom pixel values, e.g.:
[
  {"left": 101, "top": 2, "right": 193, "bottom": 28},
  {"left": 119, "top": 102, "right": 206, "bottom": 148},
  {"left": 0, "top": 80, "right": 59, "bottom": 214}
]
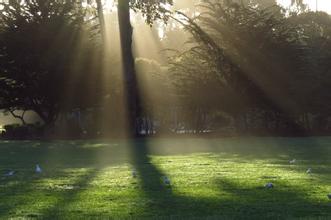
[{"left": 0, "top": 137, "right": 330, "bottom": 219}]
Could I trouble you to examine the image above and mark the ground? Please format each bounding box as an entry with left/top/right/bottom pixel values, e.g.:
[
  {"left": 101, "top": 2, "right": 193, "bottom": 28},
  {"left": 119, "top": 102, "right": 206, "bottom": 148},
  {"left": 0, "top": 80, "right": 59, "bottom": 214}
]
[{"left": 0, "top": 137, "right": 330, "bottom": 219}]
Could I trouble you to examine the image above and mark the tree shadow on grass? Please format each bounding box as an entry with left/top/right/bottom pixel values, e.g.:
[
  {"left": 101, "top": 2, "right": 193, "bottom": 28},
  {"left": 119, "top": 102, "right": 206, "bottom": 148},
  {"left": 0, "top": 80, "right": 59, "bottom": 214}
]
[
  {"left": 127, "top": 138, "right": 330, "bottom": 219},
  {"left": 129, "top": 139, "right": 174, "bottom": 215},
  {"left": 40, "top": 168, "right": 101, "bottom": 219},
  {"left": 0, "top": 167, "right": 101, "bottom": 219},
  {"left": 0, "top": 138, "right": 172, "bottom": 218},
  {"left": 213, "top": 178, "right": 330, "bottom": 219},
  {"left": 130, "top": 175, "right": 330, "bottom": 219},
  {"left": 0, "top": 140, "right": 109, "bottom": 218},
  {"left": 0, "top": 175, "right": 37, "bottom": 218},
  {"left": 0, "top": 140, "right": 130, "bottom": 170}
]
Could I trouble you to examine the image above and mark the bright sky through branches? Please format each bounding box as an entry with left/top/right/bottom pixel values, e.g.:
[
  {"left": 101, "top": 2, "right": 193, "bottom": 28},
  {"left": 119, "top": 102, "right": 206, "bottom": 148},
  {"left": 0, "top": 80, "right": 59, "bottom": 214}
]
[
  {"left": 97, "top": 1, "right": 331, "bottom": 16},
  {"left": 278, "top": 0, "right": 331, "bottom": 13},
  {"left": 104, "top": 0, "right": 115, "bottom": 11}
]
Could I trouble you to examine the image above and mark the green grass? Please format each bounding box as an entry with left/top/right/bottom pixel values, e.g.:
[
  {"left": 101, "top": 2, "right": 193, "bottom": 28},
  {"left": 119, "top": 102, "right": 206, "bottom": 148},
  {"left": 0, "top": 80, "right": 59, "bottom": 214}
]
[{"left": 0, "top": 137, "right": 330, "bottom": 219}]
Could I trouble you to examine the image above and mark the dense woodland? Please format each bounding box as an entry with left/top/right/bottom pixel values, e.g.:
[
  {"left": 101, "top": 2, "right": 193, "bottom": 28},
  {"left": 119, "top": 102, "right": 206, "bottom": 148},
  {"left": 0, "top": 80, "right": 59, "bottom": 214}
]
[{"left": 1, "top": 0, "right": 331, "bottom": 138}]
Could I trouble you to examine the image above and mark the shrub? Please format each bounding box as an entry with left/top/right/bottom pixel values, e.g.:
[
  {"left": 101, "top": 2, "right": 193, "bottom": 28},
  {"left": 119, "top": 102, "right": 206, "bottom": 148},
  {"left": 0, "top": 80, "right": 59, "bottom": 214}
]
[{"left": 1, "top": 123, "right": 43, "bottom": 140}]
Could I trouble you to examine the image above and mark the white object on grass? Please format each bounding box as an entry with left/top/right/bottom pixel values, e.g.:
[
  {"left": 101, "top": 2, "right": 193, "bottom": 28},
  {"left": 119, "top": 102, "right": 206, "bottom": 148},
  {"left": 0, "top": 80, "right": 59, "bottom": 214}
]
[
  {"left": 4, "top": 170, "right": 15, "bottom": 176},
  {"left": 132, "top": 169, "right": 137, "bottom": 178},
  {"left": 35, "top": 164, "right": 42, "bottom": 173},
  {"left": 163, "top": 176, "right": 171, "bottom": 185},
  {"left": 306, "top": 168, "right": 312, "bottom": 174},
  {"left": 289, "top": 159, "right": 296, "bottom": 164},
  {"left": 265, "top": 183, "right": 274, "bottom": 189}
]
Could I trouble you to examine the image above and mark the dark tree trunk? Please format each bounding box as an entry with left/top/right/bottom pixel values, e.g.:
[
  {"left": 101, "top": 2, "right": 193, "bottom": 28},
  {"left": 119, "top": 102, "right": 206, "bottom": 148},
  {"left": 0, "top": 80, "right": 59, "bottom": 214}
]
[
  {"left": 117, "top": 0, "right": 140, "bottom": 137},
  {"left": 31, "top": 102, "right": 58, "bottom": 129}
]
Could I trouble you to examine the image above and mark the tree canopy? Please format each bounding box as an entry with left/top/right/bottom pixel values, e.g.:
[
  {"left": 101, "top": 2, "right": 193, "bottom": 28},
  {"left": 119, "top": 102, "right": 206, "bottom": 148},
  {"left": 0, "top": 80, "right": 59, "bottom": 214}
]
[{"left": 0, "top": 0, "right": 101, "bottom": 126}]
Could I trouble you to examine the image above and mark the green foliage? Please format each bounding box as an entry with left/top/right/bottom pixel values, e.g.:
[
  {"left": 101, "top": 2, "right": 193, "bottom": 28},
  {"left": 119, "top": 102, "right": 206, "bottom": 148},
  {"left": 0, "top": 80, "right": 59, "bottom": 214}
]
[
  {"left": 1, "top": 123, "right": 43, "bottom": 139},
  {"left": 170, "top": 1, "right": 295, "bottom": 110},
  {"left": 130, "top": 0, "right": 173, "bottom": 24},
  {"left": 232, "top": 0, "right": 277, "bottom": 8},
  {"left": 0, "top": 0, "right": 101, "bottom": 126},
  {"left": 288, "top": 11, "right": 331, "bottom": 115},
  {"left": 168, "top": 0, "right": 331, "bottom": 133}
]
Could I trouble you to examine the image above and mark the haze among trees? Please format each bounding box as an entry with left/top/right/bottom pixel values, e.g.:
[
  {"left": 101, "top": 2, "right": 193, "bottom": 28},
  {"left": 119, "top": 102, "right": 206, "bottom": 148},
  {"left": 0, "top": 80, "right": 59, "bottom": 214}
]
[
  {"left": 0, "top": 0, "right": 331, "bottom": 138},
  {"left": 1, "top": 2, "right": 331, "bottom": 219}
]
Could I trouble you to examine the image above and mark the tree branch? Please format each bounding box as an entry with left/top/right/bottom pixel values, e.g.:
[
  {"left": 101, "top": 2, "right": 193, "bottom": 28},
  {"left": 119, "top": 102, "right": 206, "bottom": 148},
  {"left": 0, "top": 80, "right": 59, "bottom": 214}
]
[{"left": 9, "top": 109, "right": 27, "bottom": 125}]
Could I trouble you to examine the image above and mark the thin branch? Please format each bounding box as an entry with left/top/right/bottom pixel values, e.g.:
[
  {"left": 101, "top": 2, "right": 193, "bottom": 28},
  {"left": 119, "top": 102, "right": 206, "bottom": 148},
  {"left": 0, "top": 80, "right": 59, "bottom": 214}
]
[{"left": 9, "top": 109, "right": 27, "bottom": 125}]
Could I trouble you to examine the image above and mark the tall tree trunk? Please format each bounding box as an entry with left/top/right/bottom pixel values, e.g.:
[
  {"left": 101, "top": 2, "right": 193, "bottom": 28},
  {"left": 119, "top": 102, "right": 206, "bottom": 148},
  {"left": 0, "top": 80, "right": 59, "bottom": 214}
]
[
  {"left": 117, "top": 0, "right": 140, "bottom": 137},
  {"left": 96, "top": 0, "right": 106, "bottom": 42}
]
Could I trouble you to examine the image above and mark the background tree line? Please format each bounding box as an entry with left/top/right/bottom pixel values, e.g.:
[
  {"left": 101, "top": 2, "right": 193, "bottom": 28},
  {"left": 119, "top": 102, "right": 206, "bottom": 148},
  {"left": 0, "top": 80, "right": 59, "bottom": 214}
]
[{"left": 1, "top": 0, "right": 331, "bottom": 138}]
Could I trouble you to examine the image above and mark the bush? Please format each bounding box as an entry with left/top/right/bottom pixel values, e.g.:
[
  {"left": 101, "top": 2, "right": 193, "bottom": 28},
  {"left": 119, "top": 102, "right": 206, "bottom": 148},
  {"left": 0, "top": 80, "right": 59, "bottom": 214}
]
[{"left": 1, "top": 123, "right": 43, "bottom": 140}]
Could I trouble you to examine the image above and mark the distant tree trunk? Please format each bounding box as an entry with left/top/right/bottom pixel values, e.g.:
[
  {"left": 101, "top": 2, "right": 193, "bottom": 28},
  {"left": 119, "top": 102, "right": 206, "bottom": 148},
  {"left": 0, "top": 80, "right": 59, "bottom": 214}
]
[
  {"left": 31, "top": 103, "right": 58, "bottom": 129},
  {"left": 117, "top": 0, "right": 140, "bottom": 137},
  {"left": 304, "top": 112, "right": 310, "bottom": 131}
]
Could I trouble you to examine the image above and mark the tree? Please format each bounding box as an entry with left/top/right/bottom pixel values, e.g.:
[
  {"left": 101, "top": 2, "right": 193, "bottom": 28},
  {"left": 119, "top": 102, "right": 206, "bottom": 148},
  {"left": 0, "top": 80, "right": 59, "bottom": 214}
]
[
  {"left": 169, "top": 0, "right": 312, "bottom": 133},
  {"left": 288, "top": 11, "right": 331, "bottom": 131},
  {"left": 233, "top": 0, "right": 277, "bottom": 8},
  {"left": 95, "top": 0, "right": 106, "bottom": 42},
  {"left": 0, "top": 0, "right": 100, "bottom": 128},
  {"left": 117, "top": 0, "right": 172, "bottom": 136}
]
